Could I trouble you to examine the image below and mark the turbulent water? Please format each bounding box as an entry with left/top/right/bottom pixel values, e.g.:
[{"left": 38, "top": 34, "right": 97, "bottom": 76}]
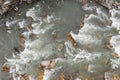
[{"left": 1, "top": 0, "right": 120, "bottom": 80}]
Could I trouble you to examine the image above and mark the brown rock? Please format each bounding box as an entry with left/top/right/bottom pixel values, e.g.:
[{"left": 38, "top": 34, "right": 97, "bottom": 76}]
[
  {"left": 2, "top": 65, "right": 10, "bottom": 72},
  {"left": 105, "top": 36, "right": 113, "bottom": 49},
  {"left": 19, "top": 34, "right": 25, "bottom": 48},
  {"left": 49, "top": 60, "right": 56, "bottom": 68},
  {"left": 67, "top": 33, "right": 78, "bottom": 48},
  {"left": 84, "top": 65, "right": 89, "bottom": 71},
  {"left": 37, "top": 70, "right": 44, "bottom": 80},
  {"left": 106, "top": 43, "right": 113, "bottom": 49},
  {"left": 19, "top": 34, "right": 25, "bottom": 39},
  {"left": 81, "top": 0, "right": 88, "bottom": 6},
  {"left": 3, "top": 26, "right": 11, "bottom": 30},
  {"left": 20, "top": 73, "right": 30, "bottom": 80},
  {"left": 27, "top": 25, "right": 34, "bottom": 31},
  {"left": 51, "top": 31, "right": 57, "bottom": 41},
  {"left": 59, "top": 73, "right": 65, "bottom": 80},
  {"left": 19, "top": 38, "right": 25, "bottom": 47},
  {"left": 80, "top": 22, "right": 84, "bottom": 28},
  {"left": 39, "top": 60, "right": 56, "bottom": 69},
  {"left": 112, "top": 52, "right": 119, "bottom": 59},
  {"left": 11, "top": 47, "right": 20, "bottom": 53},
  {"left": 111, "top": 74, "right": 120, "bottom": 80},
  {"left": 40, "top": 11, "right": 47, "bottom": 18},
  {"left": 29, "top": 33, "right": 37, "bottom": 39},
  {"left": 58, "top": 44, "right": 64, "bottom": 51},
  {"left": 102, "top": 58, "right": 109, "bottom": 64}
]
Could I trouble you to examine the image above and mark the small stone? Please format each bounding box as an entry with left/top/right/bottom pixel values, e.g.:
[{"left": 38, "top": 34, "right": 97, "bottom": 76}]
[
  {"left": 67, "top": 32, "right": 78, "bottom": 48},
  {"left": 112, "top": 52, "right": 119, "bottom": 59},
  {"left": 84, "top": 65, "right": 89, "bottom": 71},
  {"left": 39, "top": 60, "right": 56, "bottom": 69},
  {"left": 81, "top": 0, "right": 88, "bottom": 6},
  {"left": 40, "top": 11, "right": 47, "bottom": 18},
  {"left": 51, "top": 31, "right": 57, "bottom": 41},
  {"left": 19, "top": 34, "right": 25, "bottom": 39},
  {"left": 11, "top": 47, "right": 20, "bottom": 53},
  {"left": 3, "top": 26, "right": 11, "bottom": 30},
  {"left": 110, "top": 74, "right": 120, "bottom": 80},
  {"left": 27, "top": 25, "right": 33, "bottom": 31},
  {"left": 40, "top": 60, "right": 51, "bottom": 67},
  {"left": 19, "top": 38, "right": 25, "bottom": 48},
  {"left": 105, "top": 36, "right": 111, "bottom": 43},
  {"left": 85, "top": 44, "right": 91, "bottom": 51},
  {"left": 2, "top": 65, "right": 10, "bottom": 72},
  {"left": 58, "top": 44, "right": 64, "bottom": 51},
  {"left": 29, "top": 33, "right": 38, "bottom": 40},
  {"left": 106, "top": 43, "right": 113, "bottom": 49},
  {"left": 105, "top": 36, "right": 113, "bottom": 49},
  {"left": 80, "top": 22, "right": 84, "bottom": 28},
  {"left": 20, "top": 73, "right": 30, "bottom": 80},
  {"left": 50, "top": 60, "right": 56, "bottom": 68},
  {"left": 102, "top": 58, "right": 109, "bottom": 64}
]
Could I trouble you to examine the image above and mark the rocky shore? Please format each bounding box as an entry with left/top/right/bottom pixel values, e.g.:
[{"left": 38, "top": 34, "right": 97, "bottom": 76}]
[
  {"left": 0, "top": 0, "right": 33, "bottom": 15},
  {"left": 1, "top": 0, "right": 120, "bottom": 80}
]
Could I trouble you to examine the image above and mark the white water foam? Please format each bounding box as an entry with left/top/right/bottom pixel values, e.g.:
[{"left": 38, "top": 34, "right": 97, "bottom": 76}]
[{"left": 4, "top": 1, "right": 120, "bottom": 80}]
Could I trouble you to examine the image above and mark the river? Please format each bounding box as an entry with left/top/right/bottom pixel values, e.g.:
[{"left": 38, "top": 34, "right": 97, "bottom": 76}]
[{"left": 0, "top": 0, "right": 120, "bottom": 80}]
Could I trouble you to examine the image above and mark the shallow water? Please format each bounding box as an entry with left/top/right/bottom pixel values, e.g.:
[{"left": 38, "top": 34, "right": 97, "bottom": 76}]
[{"left": 1, "top": 0, "right": 120, "bottom": 80}]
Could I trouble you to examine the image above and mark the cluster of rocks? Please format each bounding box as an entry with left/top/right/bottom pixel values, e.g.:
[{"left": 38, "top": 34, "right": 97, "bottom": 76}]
[
  {"left": 0, "top": 0, "right": 11, "bottom": 15},
  {"left": 95, "top": 0, "right": 120, "bottom": 9},
  {"left": 0, "top": 0, "right": 33, "bottom": 15}
]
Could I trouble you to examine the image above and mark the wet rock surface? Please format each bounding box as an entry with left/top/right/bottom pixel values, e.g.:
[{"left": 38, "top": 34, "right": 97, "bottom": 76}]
[{"left": 1, "top": 0, "right": 120, "bottom": 80}]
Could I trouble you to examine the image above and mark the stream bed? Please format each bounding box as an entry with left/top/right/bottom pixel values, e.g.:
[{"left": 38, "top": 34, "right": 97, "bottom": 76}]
[{"left": 0, "top": 0, "right": 120, "bottom": 80}]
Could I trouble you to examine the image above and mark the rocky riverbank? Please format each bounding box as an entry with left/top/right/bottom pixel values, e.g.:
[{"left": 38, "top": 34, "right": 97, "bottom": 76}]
[
  {"left": 0, "top": 0, "right": 34, "bottom": 16},
  {"left": 1, "top": 0, "right": 120, "bottom": 80}
]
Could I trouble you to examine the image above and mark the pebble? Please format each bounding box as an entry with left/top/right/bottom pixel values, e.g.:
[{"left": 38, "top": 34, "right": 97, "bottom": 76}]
[
  {"left": 2, "top": 65, "right": 10, "bottom": 72},
  {"left": 39, "top": 60, "right": 56, "bottom": 69}
]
